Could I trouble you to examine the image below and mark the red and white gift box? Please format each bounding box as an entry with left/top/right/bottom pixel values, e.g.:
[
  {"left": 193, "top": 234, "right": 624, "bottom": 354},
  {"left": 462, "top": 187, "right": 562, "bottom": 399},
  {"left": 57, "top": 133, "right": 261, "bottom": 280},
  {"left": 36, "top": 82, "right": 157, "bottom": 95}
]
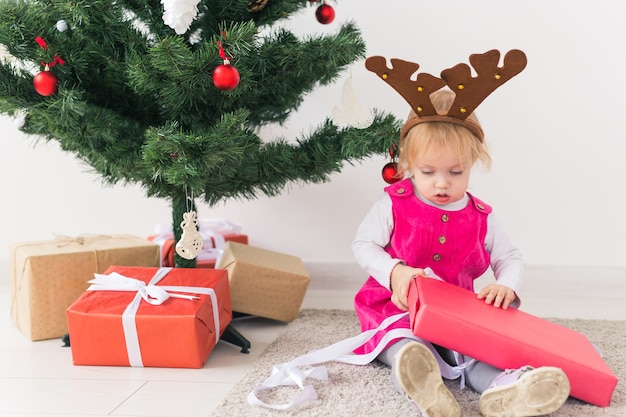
[
  {"left": 148, "top": 218, "right": 248, "bottom": 268},
  {"left": 408, "top": 277, "right": 618, "bottom": 407},
  {"left": 66, "top": 265, "right": 232, "bottom": 368}
]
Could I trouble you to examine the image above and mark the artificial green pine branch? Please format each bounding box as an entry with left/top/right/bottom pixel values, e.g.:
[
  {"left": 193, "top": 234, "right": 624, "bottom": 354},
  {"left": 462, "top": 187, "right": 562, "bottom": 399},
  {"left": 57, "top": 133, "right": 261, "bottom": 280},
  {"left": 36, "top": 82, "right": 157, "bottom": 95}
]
[{"left": 0, "top": 0, "right": 402, "bottom": 267}]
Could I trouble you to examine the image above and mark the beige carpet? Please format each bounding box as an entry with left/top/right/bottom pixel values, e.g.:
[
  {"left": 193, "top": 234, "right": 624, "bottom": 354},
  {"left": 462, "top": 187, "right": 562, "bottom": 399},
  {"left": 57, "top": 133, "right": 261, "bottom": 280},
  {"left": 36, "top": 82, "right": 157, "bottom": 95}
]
[{"left": 210, "top": 309, "right": 625, "bottom": 417}]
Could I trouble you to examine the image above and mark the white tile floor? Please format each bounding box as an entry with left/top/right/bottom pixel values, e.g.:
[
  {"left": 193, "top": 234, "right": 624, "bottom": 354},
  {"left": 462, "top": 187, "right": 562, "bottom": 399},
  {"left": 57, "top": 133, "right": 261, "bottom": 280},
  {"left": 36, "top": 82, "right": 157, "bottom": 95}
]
[{"left": 1, "top": 262, "right": 624, "bottom": 416}]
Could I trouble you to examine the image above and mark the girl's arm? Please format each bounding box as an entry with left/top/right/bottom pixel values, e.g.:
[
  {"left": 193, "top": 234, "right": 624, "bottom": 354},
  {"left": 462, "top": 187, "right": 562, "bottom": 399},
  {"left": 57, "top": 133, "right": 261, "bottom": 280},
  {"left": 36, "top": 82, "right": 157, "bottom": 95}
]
[
  {"left": 352, "top": 193, "right": 405, "bottom": 290},
  {"left": 480, "top": 213, "right": 525, "bottom": 308},
  {"left": 484, "top": 213, "right": 525, "bottom": 293}
]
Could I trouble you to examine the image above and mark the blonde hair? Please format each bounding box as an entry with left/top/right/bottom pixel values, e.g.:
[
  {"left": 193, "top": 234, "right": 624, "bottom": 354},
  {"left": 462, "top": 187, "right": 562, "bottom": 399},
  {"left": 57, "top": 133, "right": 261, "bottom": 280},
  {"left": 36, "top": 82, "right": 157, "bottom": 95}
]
[{"left": 397, "top": 90, "right": 491, "bottom": 177}]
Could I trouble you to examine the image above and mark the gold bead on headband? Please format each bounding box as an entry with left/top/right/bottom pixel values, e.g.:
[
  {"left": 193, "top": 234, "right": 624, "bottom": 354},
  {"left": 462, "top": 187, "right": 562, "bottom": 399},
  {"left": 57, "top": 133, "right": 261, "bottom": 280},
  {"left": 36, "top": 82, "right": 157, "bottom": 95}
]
[{"left": 365, "top": 49, "right": 527, "bottom": 142}]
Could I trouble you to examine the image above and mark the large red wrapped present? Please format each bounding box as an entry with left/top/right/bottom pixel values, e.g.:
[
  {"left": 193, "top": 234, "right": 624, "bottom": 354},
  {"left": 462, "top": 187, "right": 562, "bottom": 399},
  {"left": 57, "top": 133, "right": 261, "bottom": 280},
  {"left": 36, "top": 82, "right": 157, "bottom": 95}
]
[
  {"left": 408, "top": 277, "right": 618, "bottom": 407},
  {"left": 66, "top": 265, "right": 232, "bottom": 368},
  {"left": 148, "top": 218, "right": 248, "bottom": 268}
]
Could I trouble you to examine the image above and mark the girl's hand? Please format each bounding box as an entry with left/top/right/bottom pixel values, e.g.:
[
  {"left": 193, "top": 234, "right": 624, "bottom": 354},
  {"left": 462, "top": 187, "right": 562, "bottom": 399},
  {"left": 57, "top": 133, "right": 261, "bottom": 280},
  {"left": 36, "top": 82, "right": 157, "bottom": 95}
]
[
  {"left": 390, "top": 264, "right": 425, "bottom": 311},
  {"left": 477, "top": 284, "right": 517, "bottom": 309}
]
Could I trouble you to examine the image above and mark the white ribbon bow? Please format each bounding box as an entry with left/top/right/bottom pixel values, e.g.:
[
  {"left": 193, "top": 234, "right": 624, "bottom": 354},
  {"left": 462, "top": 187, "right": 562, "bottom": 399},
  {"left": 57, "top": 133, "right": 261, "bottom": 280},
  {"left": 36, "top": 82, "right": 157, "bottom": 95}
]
[
  {"left": 87, "top": 267, "right": 221, "bottom": 367},
  {"left": 89, "top": 271, "right": 199, "bottom": 305}
]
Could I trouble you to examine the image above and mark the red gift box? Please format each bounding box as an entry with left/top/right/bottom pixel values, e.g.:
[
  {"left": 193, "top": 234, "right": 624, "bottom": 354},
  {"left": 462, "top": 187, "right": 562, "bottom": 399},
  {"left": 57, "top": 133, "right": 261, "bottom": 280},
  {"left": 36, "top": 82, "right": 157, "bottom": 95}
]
[
  {"left": 148, "top": 218, "right": 248, "bottom": 268},
  {"left": 66, "top": 266, "right": 232, "bottom": 368},
  {"left": 408, "top": 277, "right": 618, "bottom": 407}
]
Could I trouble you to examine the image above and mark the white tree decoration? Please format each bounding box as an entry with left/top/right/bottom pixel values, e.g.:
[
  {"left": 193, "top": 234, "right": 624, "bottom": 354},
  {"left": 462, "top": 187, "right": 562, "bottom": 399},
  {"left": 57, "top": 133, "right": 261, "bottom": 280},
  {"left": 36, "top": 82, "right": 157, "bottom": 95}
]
[
  {"left": 332, "top": 76, "right": 374, "bottom": 129},
  {"left": 161, "top": 0, "right": 201, "bottom": 35},
  {"left": 175, "top": 210, "right": 204, "bottom": 260}
]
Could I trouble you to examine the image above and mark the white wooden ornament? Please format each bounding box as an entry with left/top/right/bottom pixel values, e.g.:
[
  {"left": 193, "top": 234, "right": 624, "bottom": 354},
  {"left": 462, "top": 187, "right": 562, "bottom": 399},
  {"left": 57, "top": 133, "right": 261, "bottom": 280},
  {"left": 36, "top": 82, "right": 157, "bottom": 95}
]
[{"left": 175, "top": 210, "right": 204, "bottom": 259}]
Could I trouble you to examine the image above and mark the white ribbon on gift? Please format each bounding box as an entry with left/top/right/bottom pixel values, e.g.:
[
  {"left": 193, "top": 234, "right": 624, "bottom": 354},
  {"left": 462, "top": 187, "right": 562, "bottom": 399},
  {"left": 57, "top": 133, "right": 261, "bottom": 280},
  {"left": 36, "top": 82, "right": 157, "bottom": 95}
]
[
  {"left": 248, "top": 268, "right": 475, "bottom": 410},
  {"left": 197, "top": 227, "right": 225, "bottom": 265},
  {"left": 152, "top": 218, "right": 242, "bottom": 266},
  {"left": 197, "top": 218, "right": 242, "bottom": 234},
  {"left": 87, "top": 267, "right": 221, "bottom": 367}
]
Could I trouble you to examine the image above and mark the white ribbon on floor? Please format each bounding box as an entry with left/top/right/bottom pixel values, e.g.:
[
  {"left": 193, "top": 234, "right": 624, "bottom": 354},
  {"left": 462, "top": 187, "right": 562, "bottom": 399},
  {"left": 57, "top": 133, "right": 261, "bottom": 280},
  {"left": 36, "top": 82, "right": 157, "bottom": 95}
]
[
  {"left": 87, "top": 267, "right": 220, "bottom": 367},
  {"left": 248, "top": 268, "right": 477, "bottom": 410},
  {"left": 248, "top": 312, "right": 473, "bottom": 410}
]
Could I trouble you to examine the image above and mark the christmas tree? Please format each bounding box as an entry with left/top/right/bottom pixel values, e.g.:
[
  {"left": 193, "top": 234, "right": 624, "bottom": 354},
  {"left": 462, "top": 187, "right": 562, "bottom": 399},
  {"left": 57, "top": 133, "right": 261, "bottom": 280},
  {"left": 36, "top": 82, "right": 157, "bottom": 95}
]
[{"left": 0, "top": 0, "right": 400, "bottom": 267}]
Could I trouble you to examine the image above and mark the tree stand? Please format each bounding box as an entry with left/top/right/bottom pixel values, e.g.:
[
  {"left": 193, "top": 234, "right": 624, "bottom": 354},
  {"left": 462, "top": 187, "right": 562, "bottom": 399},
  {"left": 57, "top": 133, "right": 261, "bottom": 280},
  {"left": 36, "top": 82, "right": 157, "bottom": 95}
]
[{"left": 220, "top": 322, "right": 250, "bottom": 354}]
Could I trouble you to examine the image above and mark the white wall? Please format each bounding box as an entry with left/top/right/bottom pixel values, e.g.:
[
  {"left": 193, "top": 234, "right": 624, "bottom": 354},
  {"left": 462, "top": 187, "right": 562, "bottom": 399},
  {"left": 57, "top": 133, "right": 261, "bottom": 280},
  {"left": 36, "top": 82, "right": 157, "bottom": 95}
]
[{"left": 2, "top": 0, "right": 625, "bottom": 268}]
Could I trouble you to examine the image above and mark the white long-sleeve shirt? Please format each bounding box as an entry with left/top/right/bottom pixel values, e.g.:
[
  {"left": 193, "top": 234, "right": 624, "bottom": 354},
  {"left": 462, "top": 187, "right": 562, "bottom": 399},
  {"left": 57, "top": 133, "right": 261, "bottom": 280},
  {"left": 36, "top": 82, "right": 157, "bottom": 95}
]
[{"left": 352, "top": 191, "right": 524, "bottom": 294}]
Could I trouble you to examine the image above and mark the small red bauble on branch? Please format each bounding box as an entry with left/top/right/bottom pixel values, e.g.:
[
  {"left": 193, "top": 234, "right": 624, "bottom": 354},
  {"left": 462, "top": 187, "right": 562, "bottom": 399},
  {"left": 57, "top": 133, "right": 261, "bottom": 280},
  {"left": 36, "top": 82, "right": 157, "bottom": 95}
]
[
  {"left": 382, "top": 144, "right": 401, "bottom": 184},
  {"left": 213, "top": 61, "right": 240, "bottom": 91},
  {"left": 213, "top": 40, "right": 240, "bottom": 91},
  {"left": 382, "top": 162, "right": 400, "bottom": 184},
  {"left": 34, "top": 66, "right": 59, "bottom": 96},
  {"left": 33, "top": 36, "right": 65, "bottom": 96},
  {"left": 315, "top": 1, "right": 335, "bottom": 24}
]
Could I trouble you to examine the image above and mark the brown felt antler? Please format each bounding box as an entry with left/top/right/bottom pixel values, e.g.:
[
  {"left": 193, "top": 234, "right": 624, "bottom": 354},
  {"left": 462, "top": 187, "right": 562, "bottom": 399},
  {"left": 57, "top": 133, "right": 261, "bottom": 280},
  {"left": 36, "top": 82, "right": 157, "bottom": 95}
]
[
  {"left": 365, "top": 56, "right": 446, "bottom": 117},
  {"left": 442, "top": 49, "right": 527, "bottom": 119},
  {"left": 365, "top": 49, "right": 527, "bottom": 141}
]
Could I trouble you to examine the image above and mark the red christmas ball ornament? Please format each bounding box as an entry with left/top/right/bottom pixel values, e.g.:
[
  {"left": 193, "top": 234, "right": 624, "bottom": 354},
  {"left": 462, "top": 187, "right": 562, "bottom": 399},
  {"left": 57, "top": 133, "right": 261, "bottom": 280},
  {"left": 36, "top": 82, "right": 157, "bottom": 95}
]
[
  {"left": 213, "top": 61, "right": 240, "bottom": 91},
  {"left": 33, "top": 66, "right": 58, "bottom": 96},
  {"left": 315, "top": 3, "right": 335, "bottom": 24},
  {"left": 382, "top": 162, "right": 400, "bottom": 184}
]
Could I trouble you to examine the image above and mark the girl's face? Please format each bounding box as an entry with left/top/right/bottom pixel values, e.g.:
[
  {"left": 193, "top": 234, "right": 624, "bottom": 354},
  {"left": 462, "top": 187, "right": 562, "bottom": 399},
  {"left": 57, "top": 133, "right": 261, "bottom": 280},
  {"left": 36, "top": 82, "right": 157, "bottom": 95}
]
[{"left": 411, "top": 148, "right": 473, "bottom": 206}]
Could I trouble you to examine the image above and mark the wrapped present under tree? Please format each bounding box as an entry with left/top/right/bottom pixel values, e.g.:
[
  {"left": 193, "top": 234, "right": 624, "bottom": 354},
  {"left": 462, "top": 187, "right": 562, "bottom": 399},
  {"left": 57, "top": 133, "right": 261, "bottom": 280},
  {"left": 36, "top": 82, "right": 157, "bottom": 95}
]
[
  {"left": 217, "top": 241, "right": 310, "bottom": 322},
  {"left": 67, "top": 265, "right": 232, "bottom": 368},
  {"left": 10, "top": 235, "right": 160, "bottom": 341}
]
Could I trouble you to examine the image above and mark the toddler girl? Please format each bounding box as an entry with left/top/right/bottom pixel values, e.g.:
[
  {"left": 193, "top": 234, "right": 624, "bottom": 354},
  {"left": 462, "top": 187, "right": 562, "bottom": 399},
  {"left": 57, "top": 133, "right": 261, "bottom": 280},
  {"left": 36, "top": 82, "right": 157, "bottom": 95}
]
[{"left": 352, "top": 89, "right": 571, "bottom": 417}]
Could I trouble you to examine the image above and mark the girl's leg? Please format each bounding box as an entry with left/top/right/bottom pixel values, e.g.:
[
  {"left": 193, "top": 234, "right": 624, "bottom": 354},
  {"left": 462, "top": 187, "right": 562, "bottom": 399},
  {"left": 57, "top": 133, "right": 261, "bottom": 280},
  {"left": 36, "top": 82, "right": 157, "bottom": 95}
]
[
  {"left": 460, "top": 354, "right": 570, "bottom": 417},
  {"left": 462, "top": 356, "right": 503, "bottom": 394},
  {"left": 377, "top": 337, "right": 413, "bottom": 367},
  {"left": 478, "top": 366, "right": 570, "bottom": 417},
  {"left": 376, "top": 338, "right": 414, "bottom": 393},
  {"left": 378, "top": 339, "right": 460, "bottom": 417}
]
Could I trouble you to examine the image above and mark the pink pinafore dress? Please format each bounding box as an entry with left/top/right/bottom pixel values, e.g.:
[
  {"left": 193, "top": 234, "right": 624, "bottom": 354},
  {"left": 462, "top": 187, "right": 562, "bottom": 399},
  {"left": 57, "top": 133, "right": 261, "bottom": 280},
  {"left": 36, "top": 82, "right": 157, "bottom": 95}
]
[{"left": 354, "top": 178, "right": 492, "bottom": 355}]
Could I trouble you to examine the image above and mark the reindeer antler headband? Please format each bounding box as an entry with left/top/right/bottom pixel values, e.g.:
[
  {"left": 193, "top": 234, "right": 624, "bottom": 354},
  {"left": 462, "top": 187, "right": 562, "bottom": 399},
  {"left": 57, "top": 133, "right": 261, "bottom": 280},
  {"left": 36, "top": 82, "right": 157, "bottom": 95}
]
[{"left": 365, "top": 49, "right": 527, "bottom": 142}]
